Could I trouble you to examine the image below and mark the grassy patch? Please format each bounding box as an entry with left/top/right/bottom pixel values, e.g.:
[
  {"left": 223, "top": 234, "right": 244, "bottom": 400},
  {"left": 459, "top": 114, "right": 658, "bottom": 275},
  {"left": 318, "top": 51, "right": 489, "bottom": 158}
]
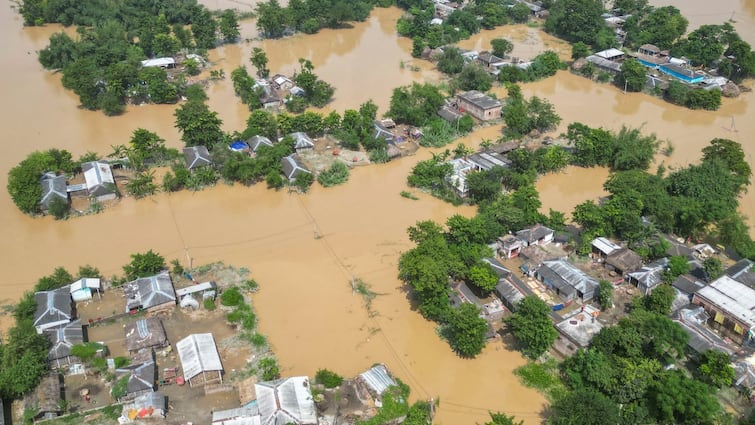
[
  {"left": 400, "top": 190, "right": 419, "bottom": 200},
  {"left": 514, "top": 357, "right": 567, "bottom": 401},
  {"left": 354, "top": 278, "right": 378, "bottom": 309}
]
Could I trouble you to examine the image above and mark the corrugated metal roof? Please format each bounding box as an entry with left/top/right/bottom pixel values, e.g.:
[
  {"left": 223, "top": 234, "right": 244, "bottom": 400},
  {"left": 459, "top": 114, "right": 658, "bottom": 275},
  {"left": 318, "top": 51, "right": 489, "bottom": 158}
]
[
  {"left": 33, "top": 288, "right": 72, "bottom": 332},
  {"left": 540, "top": 260, "right": 599, "bottom": 298},
  {"left": 359, "top": 364, "right": 396, "bottom": 396},
  {"left": 45, "top": 319, "right": 83, "bottom": 362},
  {"left": 141, "top": 57, "right": 175, "bottom": 68},
  {"left": 212, "top": 406, "right": 260, "bottom": 422},
  {"left": 696, "top": 276, "right": 755, "bottom": 328},
  {"left": 255, "top": 377, "right": 317, "bottom": 425},
  {"left": 591, "top": 237, "right": 621, "bottom": 255},
  {"left": 176, "top": 333, "right": 223, "bottom": 381},
  {"left": 176, "top": 281, "right": 217, "bottom": 297}
]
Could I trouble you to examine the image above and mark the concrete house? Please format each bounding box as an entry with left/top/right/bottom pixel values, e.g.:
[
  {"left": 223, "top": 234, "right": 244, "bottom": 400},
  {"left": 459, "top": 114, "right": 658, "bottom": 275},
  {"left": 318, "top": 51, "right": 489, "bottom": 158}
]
[
  {"left": 124, "top": 272, "right": 176, "bottom": 313},
  {"left": 536, "top": 260, "right": 599, "bottom": 302},
  {"left": 45, "top": 319, "right": 84, "bottom": 369},
  {"left": 516, "top": 224, "right": 554, "bottom": 247},
  {"left": 725, "top": 259, "right": 755, "bottom": 288},
  {"left": 468, "top": 151, "right": 510, "bottom": 171},
  {"left": 692, "top": 275, "right": 755, "bottom": 345},
  {"left": 256, "top": 377, "right": 317, "bottom": 425},
  {"left": 40, "top": 173, "right": 68, "bottom": 210},
  {"left": 438, "top": 105, "right": 464, "bottom": 124},
  {"left": 477, "top": 51, "right": 506, "bottom": 69},
  {"left": 456, "top": 91, "right": 502, "bottom": 121},
  {"left": 33, "top": 288, "right": 73, "bottom": 334},
  {"left": 498, "top": 234, "right": 523, "bottom": 259},
  {"left": 183, "top": 146, "right": 212, "bottom": 170},
  {"left": 445, "top": 158, "right": 475, "bottom": 197},
  {"left": 81, "top": 161, "right": 116, "bottom": 201},
  {"left": 638, "top": 44, "right": 661, "bottom": 56},
  {"left": 594, "top": 48, "right": 625, "bottom": 62},
  {"left": 281, "top": 155, "right": 311, "bottom": 181}
]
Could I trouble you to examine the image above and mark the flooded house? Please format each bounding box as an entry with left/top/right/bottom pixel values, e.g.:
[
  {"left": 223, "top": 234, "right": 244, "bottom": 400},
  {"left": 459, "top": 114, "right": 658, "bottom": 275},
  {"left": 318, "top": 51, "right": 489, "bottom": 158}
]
[
  {"left": 584, "top": 55, "right": 623, "bottom": 74},
  {"left": 176, "top": 333, "right": 223, "bottom": 387},
  {"left": 246, "top": 135, "right": 274, "bottom": 154},
  {"left": 24, "top": 373, "right": 64, "bottom": 421},
  {"left": 81, "top": 161, "right": 117, "bottom": 202},
  {"left": 183, "top": 146, "right": 212, "bottom": 170},
  {"left": 271, "top": 74, "right": 294, "bottom": 90},
  {"left": 281, "top": 155, "right": 311, "bottom": 182},
  {"left": 40, "top": 173, "right": 68, "bottom": 211},
  {"left": 468, "top": 151, "right": 511, "bottom": 172},
  {"left": 535, "top": 260, "right": 599, "bottom": 302},
  {"left": 125, "top": 318, "right": 169, "bottom": 355},
  {"left": 140, "top": 57, "right": 176, "bottom": 69},
  {"left": 477, "top": 51, "right": 507, "bottom": 71},
  {"left": 594, "top": 48, "right": 625, "bottom": 62},
  {"left": 124, "top": 271, "right": 177, "bottom": 313},
  {"left": 45, "top": 319, "right": 84, "bottom": 369},
  {"left": 456, "top": 91, "right": 502, "bottom": 121},
  {"left": 373, "top": 120, "right": 394, "bottom": 143},
  {"left": 357, "top": 364, "right": 397, "bottom": 401},
  {"left": 33, "top": 288, "right": 73, "bottom": 334},
  {"left": 445, "top": 158, "right": 475, "bottom": 197},
  {"left": 176, "top": 281, "right": 217, "bottom": 308},
  {"left": 256, "top": 376, "right": 317, "bottom": 425},
  {"left": 69, "top": 277, "right": 101, "bottom": 302},
  {"left": 692, "top": 275, "right": 755, "bottom": 346},
  {"left": 115, "top": 360, "right": 157, "bottom": 400},
  {"left": 438, "top": 105, "right": 465, "bottom": 124}
]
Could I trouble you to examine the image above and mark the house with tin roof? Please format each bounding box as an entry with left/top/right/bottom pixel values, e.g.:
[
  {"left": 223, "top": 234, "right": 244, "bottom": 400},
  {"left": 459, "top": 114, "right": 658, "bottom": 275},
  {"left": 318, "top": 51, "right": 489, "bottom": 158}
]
[
  {"left": 516, "top": 224, "right": 554, "bottom": 247},
  {"left": 628, "top": 258, "right": 668, "bottom": 295},
  {"left": 358, "top": 364, "right": 397, "bottom": 398},
  {"left": 124, "top": 272, "right": 176, "bottom": 313},
  {"left": 81, "top": 161, "right": 116, "bottom": 202},
  {"left": 281, "top": 155, "right": 310, "bottom": 182},
  {"left": 183, "top": 146, "right": 212, "bottom": 170},
  {"left": 255, "top": 376, "right": 317, "bottom": 425},
  {"left": 115, "top": 360, "right": 157, "bottom": 400},
  {"left": 40, "top": 173, "right": 68, "bottom": 211},
  {"left": 176, "top": 333, "right": 223, "bottom": 387},
  {"left": 246, "top": 135, "right": 274, "bottom": 153},
  {"left": 535, "top": 260, "right": 599, "bottom": 302},
  {"left": 44, "top": 319, "right": 84, "bottom": 369},
  {"left": 456, "top": 91, "right": 502, "bottom": 121},
  {"left": 726, "top": 259, "right": 755, "bottom": 288},
  {"left": 288, "top": 132, "right": 315, "bottom": 151},
  {"left": 125, "top": 318, "right": 169, "bottom": 354},
  {"left": 33, "top": 288, "right": 73, "bottom": 334}
]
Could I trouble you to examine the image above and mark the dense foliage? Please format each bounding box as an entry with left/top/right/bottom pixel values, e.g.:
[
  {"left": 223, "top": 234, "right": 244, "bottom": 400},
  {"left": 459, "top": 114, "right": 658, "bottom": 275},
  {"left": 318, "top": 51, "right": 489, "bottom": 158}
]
[
  {"left": 387, "top": 82, "right": 445, "bottom": 127},
  {"left": 29, "top": 0, "right": 241, "bottom": 113},
  {"left": 122, "top": 250, "right": 166, "bottom": 280},
  {"left": 256, "top": 0, "right": 383, "bottom": 38},
  {"left": 315, "top": 368, "right": 344, "bottom": 388},
  {"left": 622, "top": 5, "right": 688, "bottom": 50},
  {"left": 545, "top": 0, "right": 615, "bottom": 49},
  {"left": 497, "top": 51, "right": 567, "bottom": 84},
  {"left": 502, "top": 85, "right": 561, "bottom": 138},
  {"left": 317, "top": 161, "right": 350, "bottom": 187},
  {"left": 505, "top": 296, "right": 558, "bottom": 358},
  {"left": 665, "top": 81, "right": 722, "bottom": 111},
  {"left": 7, "top": 149, "right": 77, "bottom": 214}
]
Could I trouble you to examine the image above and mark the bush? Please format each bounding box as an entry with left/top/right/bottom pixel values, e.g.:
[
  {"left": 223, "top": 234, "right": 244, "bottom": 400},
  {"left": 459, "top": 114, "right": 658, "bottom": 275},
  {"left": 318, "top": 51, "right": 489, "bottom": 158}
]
[
  {"left": 204, "top": 298, "right": 216, "bottom": 310},
  {"left": 259, "top": 357, "right": 280, "bottom": 381},
  {"left": 315, "top": 369, "right": 344, "bottom": 388},
  {"left": 317, "top": 161, "right": 350, "bottom": 187},
  {"left": 220, "top": 286, "right": 244, "bottom": 307}
]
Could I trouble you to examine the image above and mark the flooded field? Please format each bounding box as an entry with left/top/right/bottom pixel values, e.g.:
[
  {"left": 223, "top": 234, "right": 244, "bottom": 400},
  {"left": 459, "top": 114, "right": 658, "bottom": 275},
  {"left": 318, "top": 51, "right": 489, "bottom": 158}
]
[{"left": 1, "top": 0, "right": 754, "bottom": 423}]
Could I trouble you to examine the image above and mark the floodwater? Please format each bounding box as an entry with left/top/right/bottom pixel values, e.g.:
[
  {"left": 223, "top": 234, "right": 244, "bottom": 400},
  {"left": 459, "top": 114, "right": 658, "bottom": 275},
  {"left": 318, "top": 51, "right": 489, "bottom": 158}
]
[{"left": 1, "top": 1, "right": 754, "bottom": 423}]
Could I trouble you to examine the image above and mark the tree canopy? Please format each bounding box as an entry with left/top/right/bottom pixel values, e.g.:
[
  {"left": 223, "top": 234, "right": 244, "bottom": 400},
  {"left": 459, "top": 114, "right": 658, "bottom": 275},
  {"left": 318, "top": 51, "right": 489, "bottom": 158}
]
[{"left": 505, "top": 296, "right": 558, "bottom": 359}]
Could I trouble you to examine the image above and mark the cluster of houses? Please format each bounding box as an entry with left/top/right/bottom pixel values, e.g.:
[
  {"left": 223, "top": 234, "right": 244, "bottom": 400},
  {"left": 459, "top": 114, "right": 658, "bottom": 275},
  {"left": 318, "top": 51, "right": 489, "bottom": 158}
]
[
  {"left": 431, "top": 0, "right": 547, "bottom": 22},
  {"left": 448, "top": 223, "right": 755, "bottom": 374},
  {"left": 578, "top": 42, "right": 729, "bottom": 91},
  {"left": 40, "top": 161, "right": 118, "bottom": 213},
  {"left": 443, "top": 140, "right": 518, "bottom": 197}
]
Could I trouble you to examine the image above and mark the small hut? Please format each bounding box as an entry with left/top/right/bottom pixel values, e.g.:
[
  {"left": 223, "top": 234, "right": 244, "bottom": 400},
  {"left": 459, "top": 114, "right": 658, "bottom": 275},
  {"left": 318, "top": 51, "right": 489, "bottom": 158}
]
[
  {"left": 176, "top": 333, "right": 223, "bottom": 387},
  {"left": 124, "top": 318, "right": 169, "bottom": 354}
]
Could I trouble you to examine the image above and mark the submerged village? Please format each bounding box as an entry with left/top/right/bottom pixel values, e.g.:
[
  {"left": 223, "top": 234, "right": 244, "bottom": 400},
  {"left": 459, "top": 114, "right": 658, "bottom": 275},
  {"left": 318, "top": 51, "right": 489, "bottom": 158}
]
[{"left": 2, "top": 0, "right": 755, "bottom": 425}]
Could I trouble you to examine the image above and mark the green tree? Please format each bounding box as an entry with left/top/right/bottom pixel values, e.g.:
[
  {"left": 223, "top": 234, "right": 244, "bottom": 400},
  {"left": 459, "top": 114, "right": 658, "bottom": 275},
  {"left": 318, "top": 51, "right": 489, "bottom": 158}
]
[
  {"left": 485, "top": 413, "right": 523, "bottom": 425},
  {"left": 192, "top": 9, "right": 218, "bottom": 49},
  {"left": 126, "top": 171, "right": 157, "bottom": 199},
  {"left": 437, "top": 47, "right": 465, "bottom": 75},
  {"left": 701, "top": 257, "right": 723, "bottom": 282},
  {"left": 250, "top": 47, "right": 270, "bottom": 78},
  {"left": 665, "top": 255, "right": 689, "bottom": 281},
  {"left": 218, "top": 10, "right": 240, "bottom": 43},
  {"left": 617, "top": 58, "right": 646, "bottom": 92},
  {"left": 258, "top": 357, "right": 280, "bottom": 380},
  {"left": 456, "top": 64, "right": 493, "bottom": 91},
  {"left": 445, "top": 303, "right": 488, "bottom": 357},
  {"left": 122, "top": 250, "right": 166, "bottom": 281},
  {"left": 411, "top": 37, "right": 425, "bottom": 58},
  {"left": 245, "top": 109, "right": 278, "bottom": 140},
  {"left": 650, "top": 370, "right": 721, "bottom": 424},
  {"left": 36, "top": 267, "right": 74, "bottom": 291},
  {"left": 696, "top": 349, "right": 734, "bottom": 388},
  {"left": 545, "top": 0, "right": 609, "bottom": 46},
  {"left": 387, "top": 83, "right": 445, "bottom": 126},
  {"left": 505, "top": 296, "right": 558, "bottom": 358},
  {"left": 702, "top": 138, "right": 752, "bottom": 192},
  {"left": 39, "top": 32, "right": 78, "bottom": 70},
  {"left": 550, "top": 389, "right": 620, "bottom": 425},
  {"left": 7, "top": 149, "right": 75, "bottom": 215},
  {"left": 642, "top": 284, "right": 675, "bottom": 314},
  {"left": 508, "top": 3, "right": 531, "bottom": 23},
  {"left": 571, "top": 41, "right": 591, "bottom": 59},
  {"left": 468, "top": 263, "right": 498, "bottom": 293},
  {"left": 174, "top": 100, "right": 224, "bottom": 147},
  {"left": 597, "top": 280, "right": 613, "bottom": 310},
  {"left": 315, "top": 369, "right": 344, "bottom": 388},
  {"left": 256, "top": 0, "right": 289, "bottom": 38},
  {"left": 623, "top": 6, "right": 688, "bottom": 50},
  {"left": 317, "top": 161, "right": 349, "bottom": 187},
  {"left": 491, "top": 38, "right": 513, "bottom": 58}
]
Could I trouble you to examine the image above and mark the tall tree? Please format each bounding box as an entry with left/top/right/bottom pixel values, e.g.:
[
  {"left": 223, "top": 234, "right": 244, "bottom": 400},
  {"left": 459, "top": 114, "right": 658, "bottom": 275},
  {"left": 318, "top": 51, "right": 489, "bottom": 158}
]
[
  {"left": 218, "top": 10, "right": 240, "bottom": 43},
  {"left": 444, "top": 303, "right": 489, "bottom": 357},
  {"left": 192, "top": 9, "right": 218, "bottom": 49},
  {"left": 174, "top": 100, "right": 224, "bottom": 147},
  {"left": 250, "top": 47, "right": 270, "bottom": 78},
  {"left": 505, "top": 296, "right": 558, "bottom": 358},
  {"left": 617, "top": 58, "right": 647, "bottom": 92}
]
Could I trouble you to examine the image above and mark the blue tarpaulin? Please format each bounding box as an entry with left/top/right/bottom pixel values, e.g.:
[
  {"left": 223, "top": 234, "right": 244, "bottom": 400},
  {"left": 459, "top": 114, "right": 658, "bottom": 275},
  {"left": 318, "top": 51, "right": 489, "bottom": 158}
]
[{"left": 229, "top": 141, "right": 248, "bottom": 151}]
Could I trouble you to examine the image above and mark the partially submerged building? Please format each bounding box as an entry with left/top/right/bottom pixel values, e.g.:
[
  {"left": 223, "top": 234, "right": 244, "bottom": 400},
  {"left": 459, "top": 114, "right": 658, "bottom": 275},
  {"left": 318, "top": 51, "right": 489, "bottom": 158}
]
[
  {"left": 183, "top": 146, "right": 212, "bottom": 170},
  {"left": 246, "top": 135, "right": 274, "bottom": 153},
  {"left": 445, "top": 158, "right": 475, "bottom": 197},
  {"left": 256, "top": 376, "right": 317, "bottom": 425},
  {"left": 124, "top": 272, "right": 176, "bottom": 313},
  {"left": 692, "top": 275, "right": 755, "bottom": 345},
  {"left": 176, "top": 333, "right": 224, "bottom": 387},
  {"left": 357, "top": 364, "right": 397, "bottom": 399},
  {"left": 281, "top": 155, "right": 311, "bottom": 182},
  {"left": 45, "top": 319, "right": 84, "bottom": 369},
  {"left": 456, "top": 91, "right": 502, "bottom": 121},
  {"left": 289, "top": 132, "right": 315, "bottom": 151},
  {"left": 81, "top": 161, "right": 117, "bottom": 202},
  {"left": 125, "top": 318, "right": 169, "bottom": 354},
  {"left": 141, "top": 57, "right": 176, "bottom": 69},
  {"left": 373, "top": 120, "right": 394, "bottom": 143},
  {"left": 40, "top": 173, "right": 68, "bottom": 211},
  {"left": 535, "top": 260, "right": 599, "bottom": 302},
  {"left": 33, "top": 288, "right": 73, "bottom": 334},
  {"left": 468, "top": 151, "right": 510, "bottom": 172}
]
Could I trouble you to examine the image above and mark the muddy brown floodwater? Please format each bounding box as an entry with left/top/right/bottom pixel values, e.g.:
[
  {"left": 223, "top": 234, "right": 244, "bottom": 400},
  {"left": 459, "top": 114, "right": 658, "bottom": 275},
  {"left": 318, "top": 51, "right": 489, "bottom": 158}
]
[{"left": 1, "top": 1, "right": 754, "bottom": 423}]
